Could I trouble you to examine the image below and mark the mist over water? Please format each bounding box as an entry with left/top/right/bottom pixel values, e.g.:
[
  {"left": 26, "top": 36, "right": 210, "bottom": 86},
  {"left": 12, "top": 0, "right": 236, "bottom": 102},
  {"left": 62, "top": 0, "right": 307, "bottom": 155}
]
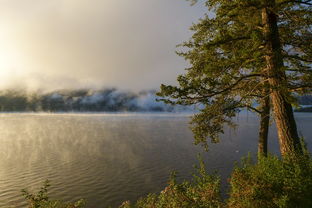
[
  {"left": 0, "top": 88, "right": 194, "bottom": 112},
  {"left": 0, "top": 113, "right": 311, "bottom": 207}
]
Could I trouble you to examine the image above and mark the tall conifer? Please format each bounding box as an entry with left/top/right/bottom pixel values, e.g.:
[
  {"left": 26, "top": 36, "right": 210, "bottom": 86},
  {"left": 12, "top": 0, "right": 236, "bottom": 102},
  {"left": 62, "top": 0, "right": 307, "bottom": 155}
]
[{"left": 158, "top": 0, "right": 312, "bottom": 156}]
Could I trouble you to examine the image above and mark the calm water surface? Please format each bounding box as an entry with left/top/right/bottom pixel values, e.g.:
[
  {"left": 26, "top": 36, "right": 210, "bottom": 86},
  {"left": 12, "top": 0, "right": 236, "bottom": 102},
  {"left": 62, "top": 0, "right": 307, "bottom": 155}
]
[{"left": 0, "top": 113, "right": 311, "bottom": 208}]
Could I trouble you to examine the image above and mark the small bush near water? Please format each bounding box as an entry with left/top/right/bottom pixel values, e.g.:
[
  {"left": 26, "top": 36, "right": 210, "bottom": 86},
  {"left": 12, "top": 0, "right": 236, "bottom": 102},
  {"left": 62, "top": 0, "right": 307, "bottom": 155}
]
[
  {"left": 21, "top": 180, "right": 85, "bottom": 208},
  {"left": 120, "top": 159, "right": 223, "bottom": 208},
  {"left": 20, "top": 155, "right": 312, "bottom": 208}
]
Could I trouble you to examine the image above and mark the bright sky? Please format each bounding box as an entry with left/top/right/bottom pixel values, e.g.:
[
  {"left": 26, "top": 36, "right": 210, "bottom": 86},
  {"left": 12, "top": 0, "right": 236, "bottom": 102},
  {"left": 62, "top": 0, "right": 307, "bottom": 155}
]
[{"left": 0, "top": 0, "right": 205, "bottom": 91}]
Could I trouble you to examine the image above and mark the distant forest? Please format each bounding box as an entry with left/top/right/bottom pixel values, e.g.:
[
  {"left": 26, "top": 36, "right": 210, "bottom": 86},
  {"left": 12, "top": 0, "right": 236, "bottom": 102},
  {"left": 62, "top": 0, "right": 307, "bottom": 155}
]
[
  {"left": 0, "top": 88, "right": 193, "bottom": 112},
  {"left": 0, "top": 88, "right": 310, "bottom": 112},
  {"left": 297, "top": 95, "right": 312, "bottom": 105}
]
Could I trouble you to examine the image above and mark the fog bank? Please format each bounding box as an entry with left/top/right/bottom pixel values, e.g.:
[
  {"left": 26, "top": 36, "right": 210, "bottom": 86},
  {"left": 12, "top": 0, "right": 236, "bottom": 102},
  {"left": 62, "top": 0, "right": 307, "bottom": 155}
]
[{"left": 0, "top": 88, "right": 194, "bottom": 112}]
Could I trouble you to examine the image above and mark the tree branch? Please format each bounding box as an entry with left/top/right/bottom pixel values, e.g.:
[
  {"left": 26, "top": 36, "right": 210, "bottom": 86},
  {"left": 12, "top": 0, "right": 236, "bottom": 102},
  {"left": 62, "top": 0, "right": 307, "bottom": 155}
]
[
  {"left": 278, "top": 0, "right": 312, "bottom": 6},
  {"left": 201, "top": 74, "right": 264, "bottom": 98},
  {"left": 284, "top": 54, "right": 312, "bottom": 63}
]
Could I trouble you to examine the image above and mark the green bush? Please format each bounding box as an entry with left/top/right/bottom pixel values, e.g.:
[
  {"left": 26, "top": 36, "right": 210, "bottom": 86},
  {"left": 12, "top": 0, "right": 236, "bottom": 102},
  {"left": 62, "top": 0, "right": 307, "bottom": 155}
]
[
  {"left": 228, "top": 154, "right": 312, "bottom": 208},
  {"left": 21, "top": 154, "right": 312, "bottom": 208},
  {"left": 119, "top": 158, "right": 224, "bottom": 208},
  {"left": 120, "top": 154, "right": 312, "bottom": 208},
  {"left": 21, "top": 180, "right": 85, "bottom": 208}
]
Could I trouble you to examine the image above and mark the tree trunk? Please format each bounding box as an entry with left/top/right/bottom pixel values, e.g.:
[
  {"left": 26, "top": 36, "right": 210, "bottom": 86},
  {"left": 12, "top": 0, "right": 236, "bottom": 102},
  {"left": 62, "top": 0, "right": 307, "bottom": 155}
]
[
  {"left": 258, "top": 95, "right": 270, "bottom": 157},
  {"left": 261, "top": 1, "right": 303, "bottom": 156}
]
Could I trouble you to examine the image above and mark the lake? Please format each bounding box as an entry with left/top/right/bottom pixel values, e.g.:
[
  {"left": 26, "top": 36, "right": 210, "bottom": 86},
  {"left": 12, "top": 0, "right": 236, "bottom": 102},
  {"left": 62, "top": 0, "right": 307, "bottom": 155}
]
[{"left": 0, "top": 113, "right": 311, "bottom": 208}]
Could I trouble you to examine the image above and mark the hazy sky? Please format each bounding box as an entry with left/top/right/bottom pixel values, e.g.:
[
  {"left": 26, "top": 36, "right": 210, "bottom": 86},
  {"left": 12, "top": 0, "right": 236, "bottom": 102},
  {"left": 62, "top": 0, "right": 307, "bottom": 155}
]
[{"left": 0, "top": 0, "right": 206, "bottom": 91}]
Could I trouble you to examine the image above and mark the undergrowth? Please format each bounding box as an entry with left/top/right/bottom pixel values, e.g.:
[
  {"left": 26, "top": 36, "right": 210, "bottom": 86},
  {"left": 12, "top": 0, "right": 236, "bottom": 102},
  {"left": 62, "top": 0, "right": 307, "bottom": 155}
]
[{"left": 20, "top": 154, "right": 312, "bottom": 208}]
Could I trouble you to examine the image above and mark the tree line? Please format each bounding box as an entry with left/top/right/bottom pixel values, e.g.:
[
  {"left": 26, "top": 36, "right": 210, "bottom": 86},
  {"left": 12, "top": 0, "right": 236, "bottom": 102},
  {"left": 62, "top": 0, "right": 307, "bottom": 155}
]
[
  {"left": 0, "top": 88, "right": 310, "bottom": 113},
  {"left": 0, "top": 89, "right": 189, "bottom": 112}
]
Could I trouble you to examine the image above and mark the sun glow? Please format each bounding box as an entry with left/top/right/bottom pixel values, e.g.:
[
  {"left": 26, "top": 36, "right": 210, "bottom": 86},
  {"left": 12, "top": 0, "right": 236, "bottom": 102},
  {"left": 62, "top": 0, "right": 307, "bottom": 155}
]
[
  {"left": 0, "top": 51, "right": 17, "bottom": 75},
  {"left": 0, "top": 50, "right": 20, "bottom": 88},
  {"left": 0, "top": 27, "right": 27, "bottom": 88}
]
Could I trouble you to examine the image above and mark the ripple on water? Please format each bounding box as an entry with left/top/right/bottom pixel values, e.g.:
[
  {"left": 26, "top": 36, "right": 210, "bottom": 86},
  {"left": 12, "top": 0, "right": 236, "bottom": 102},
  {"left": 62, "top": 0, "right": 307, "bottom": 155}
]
[{"left": 0, "top": 113, "right": 311, "bottom": 208}]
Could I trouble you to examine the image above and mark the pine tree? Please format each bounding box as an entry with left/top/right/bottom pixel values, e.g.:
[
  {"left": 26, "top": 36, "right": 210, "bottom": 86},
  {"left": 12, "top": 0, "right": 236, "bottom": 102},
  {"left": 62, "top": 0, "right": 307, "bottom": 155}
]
[{"left": 158, "top": 0, "right": 311, "bottom": 156}]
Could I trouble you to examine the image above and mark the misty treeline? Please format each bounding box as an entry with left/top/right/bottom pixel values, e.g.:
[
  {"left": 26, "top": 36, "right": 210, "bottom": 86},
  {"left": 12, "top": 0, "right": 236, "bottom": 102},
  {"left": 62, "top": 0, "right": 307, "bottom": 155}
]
[
  {"left": 0, "top": 88, "right": 192, "bottom": 112},
  {"left": 0, "top": 88, "right": 309, "bottom": 112},
  {"left": 297, "top": 95, "right": 312, "bottom": 105}
]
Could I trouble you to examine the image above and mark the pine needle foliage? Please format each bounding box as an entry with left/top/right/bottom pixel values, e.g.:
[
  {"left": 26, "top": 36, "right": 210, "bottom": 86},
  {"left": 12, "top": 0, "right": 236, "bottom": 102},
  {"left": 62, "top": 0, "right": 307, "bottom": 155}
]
[{"left": 157, "top": 0, "right": 312, "bottom": 152}]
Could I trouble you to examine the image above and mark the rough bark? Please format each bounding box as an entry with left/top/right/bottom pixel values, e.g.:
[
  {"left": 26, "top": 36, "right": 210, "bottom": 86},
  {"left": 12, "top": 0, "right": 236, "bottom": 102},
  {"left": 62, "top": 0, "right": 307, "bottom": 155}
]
[
  {"left": 261, "top": 1, "right": 303, "bottom": 156},
  {"left": 258, "top": 95, "right": 270, "bottom": 157}
]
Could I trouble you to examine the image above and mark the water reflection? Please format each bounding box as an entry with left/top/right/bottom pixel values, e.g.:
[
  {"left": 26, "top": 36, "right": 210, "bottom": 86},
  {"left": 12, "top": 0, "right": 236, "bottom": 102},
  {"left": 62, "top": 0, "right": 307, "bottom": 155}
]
[{"left": 0, "top": 113, "right": 311, "bottom": 207}]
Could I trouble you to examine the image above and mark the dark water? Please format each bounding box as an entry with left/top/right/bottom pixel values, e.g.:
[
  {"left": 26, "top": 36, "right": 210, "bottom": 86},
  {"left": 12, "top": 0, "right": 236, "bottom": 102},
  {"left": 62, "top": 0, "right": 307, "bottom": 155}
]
[{"left": 0, "top": 113, "right": 311, "bottom": 208}]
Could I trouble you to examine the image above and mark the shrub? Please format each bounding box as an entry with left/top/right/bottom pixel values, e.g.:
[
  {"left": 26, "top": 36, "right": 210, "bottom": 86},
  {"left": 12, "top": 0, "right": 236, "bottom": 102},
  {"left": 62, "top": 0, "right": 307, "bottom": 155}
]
[
  {"left": 119, "top": 158, "right": 224, "bottom": 208},
  {"left": 21, "top": 180, "right": 85, "bottom": 208},
  {"left": 21, "top": 154, "right": 312, "bottom": 208},
  {"left": 228, "top": 154, "right": 312, "bottom": 208}
]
